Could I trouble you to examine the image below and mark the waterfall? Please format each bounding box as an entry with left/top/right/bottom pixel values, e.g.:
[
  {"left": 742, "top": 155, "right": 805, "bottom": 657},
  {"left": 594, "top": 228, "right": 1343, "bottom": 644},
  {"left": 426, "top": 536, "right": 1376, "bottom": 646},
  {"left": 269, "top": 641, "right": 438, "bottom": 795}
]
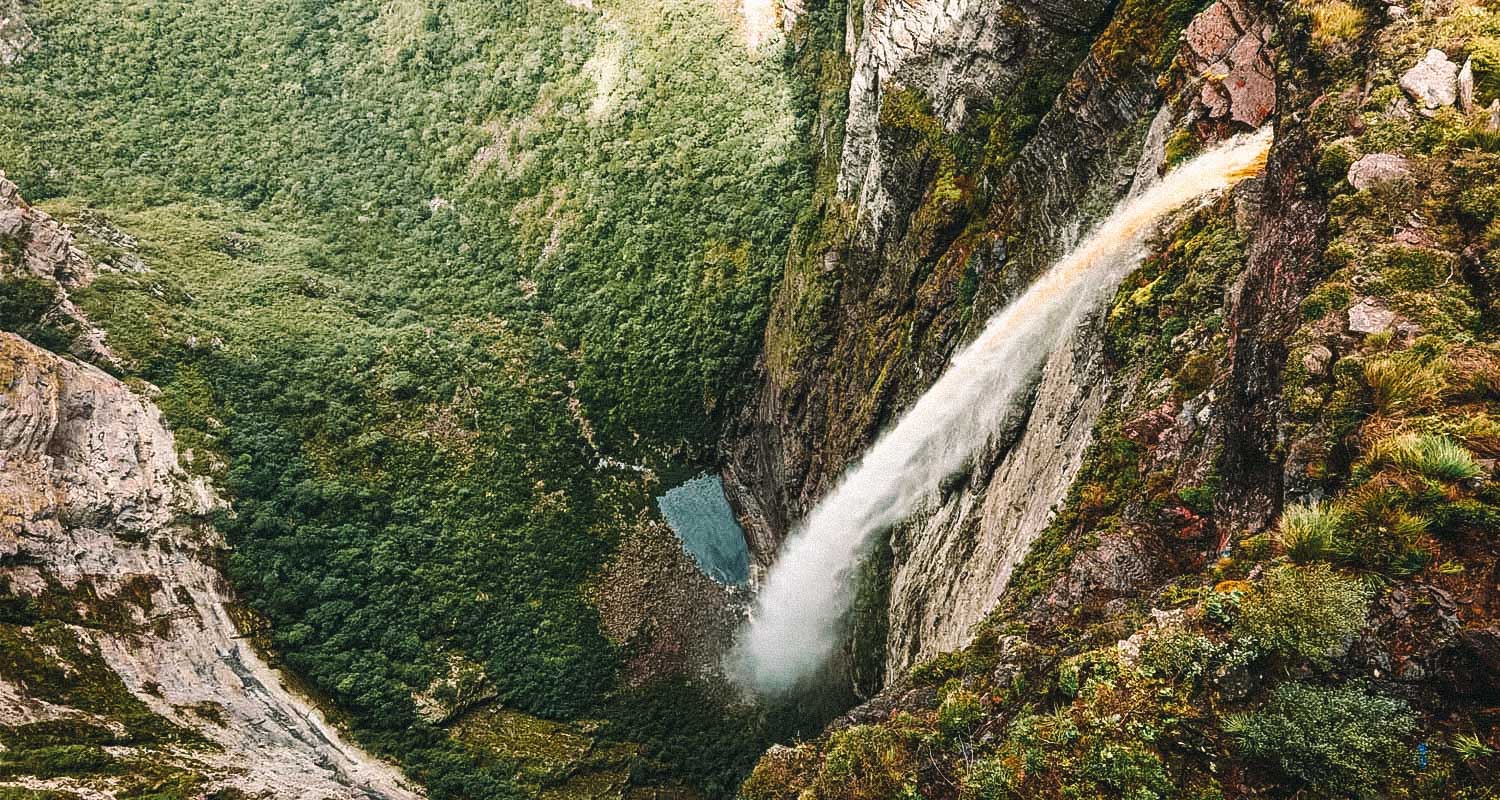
[{"left": 731, "top": 128, "right": 1271, "bottom": 694}]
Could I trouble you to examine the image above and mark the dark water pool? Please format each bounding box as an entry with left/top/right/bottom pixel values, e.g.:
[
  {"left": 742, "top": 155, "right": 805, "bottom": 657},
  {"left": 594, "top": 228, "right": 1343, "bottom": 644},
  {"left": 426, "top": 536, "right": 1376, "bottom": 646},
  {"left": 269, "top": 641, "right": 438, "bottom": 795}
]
[{"left": 656, "top": 475, "right": 750, "bottom": 585}]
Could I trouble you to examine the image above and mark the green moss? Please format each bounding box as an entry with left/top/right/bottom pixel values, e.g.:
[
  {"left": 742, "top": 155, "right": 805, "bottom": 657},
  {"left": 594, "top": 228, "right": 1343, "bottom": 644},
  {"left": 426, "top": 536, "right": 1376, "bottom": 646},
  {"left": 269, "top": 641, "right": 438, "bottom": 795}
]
[
  {"left": 0, "top": 718, "right": 121, "bottom": 750},
  {"left": 0, "top": 745, "right": 118, "bottom": 779},
  {"left": 812, "top": 725, "right": 916, "bottom": 800},
  {"left": 1164, "top": 129, "right": 1200, "bottom": 170},
  {"left": 0, "top": 789, "right": 84, "bottom": 800},
  {"left": 1468, "top": 36, "right": 1500, "bottom": 106}
]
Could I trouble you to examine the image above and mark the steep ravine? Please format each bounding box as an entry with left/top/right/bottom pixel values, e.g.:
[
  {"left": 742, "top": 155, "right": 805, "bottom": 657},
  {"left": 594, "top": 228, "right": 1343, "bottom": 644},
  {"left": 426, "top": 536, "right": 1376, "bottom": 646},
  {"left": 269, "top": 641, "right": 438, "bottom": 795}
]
[
  {"left": 740, "top": 0, "right": 1500, "bottom": 795},
  {"left": 727, "top": 0, "right": 1278, "bottom": 677}
]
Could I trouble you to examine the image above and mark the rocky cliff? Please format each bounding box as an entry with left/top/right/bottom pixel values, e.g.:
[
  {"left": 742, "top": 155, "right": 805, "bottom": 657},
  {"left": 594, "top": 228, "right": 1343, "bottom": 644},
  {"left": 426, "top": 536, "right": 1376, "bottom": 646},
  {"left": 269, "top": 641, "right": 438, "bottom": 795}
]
[
  {"left": 727, "top": 0, "right": 1278, "bottom": 676},
  {"left": 738, "top": 0, "right": 1500, "bottom": 795},
  {"left": 1, "top": 179, "right": 418, "bottom": 798}
]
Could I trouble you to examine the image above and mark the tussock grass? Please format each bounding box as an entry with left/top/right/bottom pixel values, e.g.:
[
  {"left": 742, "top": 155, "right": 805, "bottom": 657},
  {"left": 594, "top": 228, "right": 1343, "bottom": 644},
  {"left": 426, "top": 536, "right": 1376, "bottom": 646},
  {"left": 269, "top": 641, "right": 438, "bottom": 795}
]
[
  {"left": 1275, "top": 503, "right": 1343, "bottom": 563},
  {"left": 1363, "top": 356, "right": 1444, "bottom": 416},
  {"left": 1308, "top": 0, "right": 1366, "bottom": 49},
  {"left": 1364, "top": 432, "right": 1483, "bottom": 482},
  {"left": 1456, "top": 412, "right": 1500, "bottom": 456},
  {"left": 1444, "top": 346, "right": 1500, "bottom": 401}
]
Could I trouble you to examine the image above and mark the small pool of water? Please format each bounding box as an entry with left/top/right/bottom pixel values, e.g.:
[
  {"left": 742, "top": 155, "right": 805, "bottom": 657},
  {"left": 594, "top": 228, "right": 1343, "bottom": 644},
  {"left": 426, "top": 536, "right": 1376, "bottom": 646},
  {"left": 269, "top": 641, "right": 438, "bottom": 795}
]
[{"left": 656, "top": 475, "right": 750, "bottom": 586}]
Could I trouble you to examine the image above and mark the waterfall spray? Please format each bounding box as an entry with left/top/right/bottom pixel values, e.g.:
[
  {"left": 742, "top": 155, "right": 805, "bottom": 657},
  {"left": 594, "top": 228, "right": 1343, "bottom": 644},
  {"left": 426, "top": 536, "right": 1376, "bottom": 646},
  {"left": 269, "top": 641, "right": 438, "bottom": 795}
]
[{"left": 732, "top": 128, "right": 1271, "bottom": 694}]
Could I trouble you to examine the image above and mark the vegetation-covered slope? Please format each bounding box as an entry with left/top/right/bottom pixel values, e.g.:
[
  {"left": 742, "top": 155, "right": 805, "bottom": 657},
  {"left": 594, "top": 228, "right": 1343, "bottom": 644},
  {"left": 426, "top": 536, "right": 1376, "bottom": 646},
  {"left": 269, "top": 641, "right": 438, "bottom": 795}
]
[{"left": 1, "top": 0, "right": 820, "bottom": 795}]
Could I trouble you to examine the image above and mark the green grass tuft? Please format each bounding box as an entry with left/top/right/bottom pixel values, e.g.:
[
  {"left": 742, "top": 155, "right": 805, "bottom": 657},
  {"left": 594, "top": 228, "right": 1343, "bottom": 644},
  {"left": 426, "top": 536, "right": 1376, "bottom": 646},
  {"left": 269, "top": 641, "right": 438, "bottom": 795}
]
[{"left": 1275, "top": 502, "right": 1343, "bottom": 564}]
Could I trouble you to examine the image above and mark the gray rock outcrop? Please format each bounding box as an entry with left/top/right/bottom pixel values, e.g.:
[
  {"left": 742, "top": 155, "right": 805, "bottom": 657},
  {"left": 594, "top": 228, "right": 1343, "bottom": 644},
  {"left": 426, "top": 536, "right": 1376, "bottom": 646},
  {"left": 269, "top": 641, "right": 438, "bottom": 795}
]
[
  {"left": 1400, "top": 48, "right": 1459, "bottom": 109},
  {"left": 0, "top": 0, "right": 35, "bottom": 66},
  {"left": 1347, "top": 153, "right": 1412, "bottom": 190},
  {"left": 0, "top": 178, "right": 420, "bottom": 798},
  {"left": 0, "top": 331, "right": 421, "bottom": 799}
]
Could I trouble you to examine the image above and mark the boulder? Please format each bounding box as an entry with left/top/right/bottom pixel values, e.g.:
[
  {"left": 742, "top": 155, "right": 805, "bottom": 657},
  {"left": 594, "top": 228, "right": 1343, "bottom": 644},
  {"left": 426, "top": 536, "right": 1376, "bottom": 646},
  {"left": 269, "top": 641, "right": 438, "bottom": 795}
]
[
  {"left": 1399, "top": 49, "right": 1459, "bottom": 109},
  {"left": 1347, "top": 153, "right": 1411, "bottom": 190},
  {"left": 1302, "top": 344, "right": 1334, "bottom": 376},
  {"left": 1123, "top": 401, "right": 1177, "bottom": 445},
  {"left": 1348, "top": 298, "right": 1397, "bottom": 334}
]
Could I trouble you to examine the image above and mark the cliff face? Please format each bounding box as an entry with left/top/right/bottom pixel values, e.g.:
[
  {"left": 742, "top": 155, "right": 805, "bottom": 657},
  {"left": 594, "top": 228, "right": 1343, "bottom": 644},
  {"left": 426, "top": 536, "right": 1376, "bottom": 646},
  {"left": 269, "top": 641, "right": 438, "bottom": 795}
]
[
  {"left": 0, "top": 181, "right": 417, "bottom": 798},
  {"left": 740, "top": 0, "right": 1500, "bottom": 795},
  {"left": 727, "top": 0, "right": 1277, "bottom": 674}
]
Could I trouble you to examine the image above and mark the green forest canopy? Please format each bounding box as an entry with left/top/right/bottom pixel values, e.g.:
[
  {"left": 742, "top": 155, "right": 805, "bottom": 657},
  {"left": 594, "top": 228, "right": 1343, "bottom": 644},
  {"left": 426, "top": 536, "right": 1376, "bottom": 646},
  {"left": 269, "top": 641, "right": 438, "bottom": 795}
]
[{"left": 0, "top": 0, "right": 824, "bottom": 794}]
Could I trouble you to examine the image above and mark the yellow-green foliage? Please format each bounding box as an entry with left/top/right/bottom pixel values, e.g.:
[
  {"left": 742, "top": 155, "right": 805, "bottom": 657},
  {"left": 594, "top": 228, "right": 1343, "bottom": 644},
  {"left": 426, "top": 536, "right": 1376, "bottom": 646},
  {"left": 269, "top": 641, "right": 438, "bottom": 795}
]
[
  {"left": 1456, "top": 412, "right": 1500, "bottom": 456},
  {"left": 1164, "top": 128, "right": 1199, "bottom": 169},
  {"left": 1469, "top": 36, "right": 1500, "bottom": 105},
  {"left": 812, "top": 725, "right": 916, "bottom": 800},
  {"left": 1363, "top": 354, "right": 1444, "bottom": 415},
  {"left": 1236, "top": 563, "right": 1371, "bottom": 665},
  {"left": 1308, "top": 0, "right": 1366, "bottom": 50},
  {"left": 1363, "top": 432, "right": 1484, "bottom": 481},
  {"left": 937, "top": 682, "right": 985, "bottom": 739},
  {"left": 1275, "top": 502, "right": 1343, "bottom": 563},
  {"left": 739, "top": 745, "right": 817, "bottom": 800},
  {"left": 1338, "top": 481, "right": 1433, "bottom": 572}
]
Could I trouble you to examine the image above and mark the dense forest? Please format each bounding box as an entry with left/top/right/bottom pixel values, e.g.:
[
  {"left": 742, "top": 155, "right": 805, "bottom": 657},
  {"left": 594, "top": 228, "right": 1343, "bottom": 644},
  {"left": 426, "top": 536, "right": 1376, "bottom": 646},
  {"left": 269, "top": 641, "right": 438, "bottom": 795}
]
[{"left": 0, "top": 0, "right": 831, "bottom": 794}]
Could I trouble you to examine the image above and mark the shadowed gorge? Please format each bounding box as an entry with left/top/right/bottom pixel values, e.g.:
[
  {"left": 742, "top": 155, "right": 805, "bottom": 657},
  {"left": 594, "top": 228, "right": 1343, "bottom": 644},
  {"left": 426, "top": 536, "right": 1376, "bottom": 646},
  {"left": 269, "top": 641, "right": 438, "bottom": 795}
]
[
  {"left": 733, "top": 130, "right": 1271, "bottom": 694},
  {"left": 7, "top": 0, "right": 1500, "bottom": 797}
]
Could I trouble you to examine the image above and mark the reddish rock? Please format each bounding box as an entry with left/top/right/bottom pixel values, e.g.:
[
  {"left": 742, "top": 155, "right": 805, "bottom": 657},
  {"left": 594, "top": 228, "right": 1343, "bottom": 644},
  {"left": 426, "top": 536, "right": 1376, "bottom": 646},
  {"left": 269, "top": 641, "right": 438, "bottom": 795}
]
[
  {"left": 1183, "top": 0, "right": 1277, "bottom": 128},
  {"left": 1166, "top": 506, "right": 1208, "bottom": 539},
  {"left": 1123, "top": 401, "right": 1177, "bottom": 445}
]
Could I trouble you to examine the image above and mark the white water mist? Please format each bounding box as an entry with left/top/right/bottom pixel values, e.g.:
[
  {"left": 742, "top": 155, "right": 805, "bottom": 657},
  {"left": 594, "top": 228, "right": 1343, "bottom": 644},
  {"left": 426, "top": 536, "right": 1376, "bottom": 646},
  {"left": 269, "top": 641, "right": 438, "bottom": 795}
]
[{"left": 732, "top": 128, "right": 1271, "bottom": 694}]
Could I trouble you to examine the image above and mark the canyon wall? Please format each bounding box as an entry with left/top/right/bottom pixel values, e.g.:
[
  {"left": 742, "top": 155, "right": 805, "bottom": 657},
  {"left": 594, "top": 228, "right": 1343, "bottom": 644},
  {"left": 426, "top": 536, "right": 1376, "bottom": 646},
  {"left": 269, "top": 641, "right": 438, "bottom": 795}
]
[
  {"left": 0, "top": 178, "right": 419, "bottom": 798},
  {"left": 727, "top": 0, "right": 1276, "bottom": 675}
]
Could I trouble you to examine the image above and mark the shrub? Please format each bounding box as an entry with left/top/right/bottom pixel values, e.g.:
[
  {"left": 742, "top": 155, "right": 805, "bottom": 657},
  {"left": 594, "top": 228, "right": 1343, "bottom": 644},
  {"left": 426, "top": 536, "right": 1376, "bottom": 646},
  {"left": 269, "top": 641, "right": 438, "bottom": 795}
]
[
  {"left": 1235, "top": 563, "right": 1370, "bottom": 665},
  {"left": 739, "top": 745, "right": 816, "bottom": 800},
  {"left": 0, "top": 744, "right": 118, "bottom": 778},
  {"left": 1339, "top": 483, "right": 1431, "bottom": 573},
  {"left": 1275, "top": 502, "right": 1343, "bottom": 563},
  {"left": 813, "top": 725, "right": 915, "bottom": 800},
  {"left": 1364, "top": 433, "right": 1482, "bottom": 482},
  {"left": 938, "top": 683, "right": 986, "bottom": 740},
  {"left": 962, "top": 755, "right": 1017, "bottom": 800},
  {"left": 1224, "top": 682, "right": 1414, "bottom": 797},
  {"left": 1363, "top": 356, "right": 1443, "bottom": 415}
]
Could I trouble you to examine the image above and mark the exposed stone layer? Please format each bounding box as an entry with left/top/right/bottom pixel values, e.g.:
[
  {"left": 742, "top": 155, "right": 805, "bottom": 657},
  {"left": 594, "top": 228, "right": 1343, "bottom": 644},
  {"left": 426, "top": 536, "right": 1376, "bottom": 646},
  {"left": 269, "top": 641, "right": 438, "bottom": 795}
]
[
  {"left": 727, "top": 0, "right": 1259, "bottom": 676},
  {"left": 1, "top": 175, "right": 419, "bottom": 797},
  {"left": 0, "top": 331, "right": 421, "bottom": 798}
]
